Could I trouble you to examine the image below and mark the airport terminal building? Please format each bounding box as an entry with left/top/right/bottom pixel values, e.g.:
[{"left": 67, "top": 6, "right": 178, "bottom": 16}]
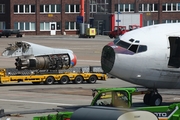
[{"left": 0, "top": 0, "right": 180, "bottom": 35}]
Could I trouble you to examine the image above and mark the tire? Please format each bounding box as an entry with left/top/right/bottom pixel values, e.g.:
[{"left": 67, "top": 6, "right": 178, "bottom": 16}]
[
  {"left": 74, "top": 75, "right": 83, "bottom": 84},
  {"left": 87, "top": 75, "right": 97, "bottom": 84},
  {"left": 59, "top": 76, "right": 69, "bottom": 84},
  {"left": 109, "top": 35, "right": 113, "bottom": 39},
  {"left": 143, "top": 93, "right": 151, "bottom": 105},
  {"left": 150, "top": 94, "right": 162, "bottom": 106},
  {"left": 44, "top": 76, "right": 55, "bottom": 85}
]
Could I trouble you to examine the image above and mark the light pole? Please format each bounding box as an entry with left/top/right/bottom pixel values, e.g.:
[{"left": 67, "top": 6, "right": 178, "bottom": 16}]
[{"left": 117, "top": 0, "right": 120, "bottom": 37}]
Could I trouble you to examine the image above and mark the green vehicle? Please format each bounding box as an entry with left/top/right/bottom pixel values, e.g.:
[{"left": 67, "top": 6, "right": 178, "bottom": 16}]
[
  {"left": 32, "top": 87, "right": 180, "bottom": 120},
  {"left": 90, "top": 87, "right": 147, "bottom": 108},
  {"left": 33, "top": 111, "right": 73, "bottom": 120}
]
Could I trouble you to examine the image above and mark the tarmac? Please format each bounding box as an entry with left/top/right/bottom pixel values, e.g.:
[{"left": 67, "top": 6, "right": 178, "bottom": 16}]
[{"left": 0, "top": 35, "right": 179, "bottom": 120}]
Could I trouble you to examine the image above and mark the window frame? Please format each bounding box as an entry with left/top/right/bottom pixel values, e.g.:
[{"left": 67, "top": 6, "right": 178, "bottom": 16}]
[
  {"left": 0, "top": 4, "right": 5, "bottom": 14},
  {"left": 14, "top": 5, "right": 36, "bottom": 13},
  {"left": 65, "top": 21, "right": 79, "bottom": 30},
  {"left": 40, "top": 4, "right": 61, "bottom": 13},
  {"left": 139, "top": 3, "right": 158, "bottom": 12},
  {"left": 115, "top": 4, "right": 134, "bottom": 13},
  {"left": 14, "top": 22, "right": 36, "bottom": 31},
  {"left": 65, "top": 4, "right": 80, "bottom": 13}
]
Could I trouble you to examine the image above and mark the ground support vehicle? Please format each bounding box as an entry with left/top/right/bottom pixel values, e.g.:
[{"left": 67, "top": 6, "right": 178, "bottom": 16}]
[
  {"left": 90, "top": 87, "right": 150, "bottom": 107},
  {"left": 109, "top": 26, "right": 127, "bottom": 39},
  {"left": 32, "top": 87, "right": 180, "bottom": 120},
  {"left": 0, "top": 29, "right": 23, "bottom": 38},
  {"left": 0, "top": 66, "right": 107, "bottom": 85},
  {"left": 33, "top": 102, "right": 180, "bottom": 120},
  {"left": 109, "top": 25, "right": 141, "bottom": 38},
  {"left": 85, "top": 28, "right": 96, "bottom": 38},
  {"left": 79, "top": 28, "right": 96, "bottom": 38}
]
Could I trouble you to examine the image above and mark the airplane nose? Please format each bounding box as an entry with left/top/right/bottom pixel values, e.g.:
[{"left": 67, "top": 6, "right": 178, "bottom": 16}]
[
  {"left": 71, "top": 54, "right": 77, "bottom": 67},
  {"left": 101, "top": 44, "right": 115, "bottom": 73}
]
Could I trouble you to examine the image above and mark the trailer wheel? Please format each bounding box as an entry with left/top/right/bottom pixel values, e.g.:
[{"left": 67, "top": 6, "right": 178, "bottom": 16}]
[
  {"left": 59, "top": 76, "right": 69, "bottom": 84},
  {"left": 74, "top": 75, "right": 83, "bottom": 84},
  {"left": 44, "top": 76, "right": 55, "bottom": 85},
  {"left": 87, "top": 75, "right": 97, "bottom": 84}
]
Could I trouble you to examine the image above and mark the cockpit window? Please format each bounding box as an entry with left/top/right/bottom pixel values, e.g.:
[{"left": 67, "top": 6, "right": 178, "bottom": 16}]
[
  {"left": 128, "top": 45, "right": 138, "bottom": 53},
  {"left": 115, "top": 39, "right": 147, "bottom": 53},
  {"left": 137, "top": 45, "right": 147, "bottom": 53},
  {"left": 113, "top": 38, "right": 120, "bottom": 44},
  {"left": 116, "top": 40, "right": 131, "bottom": 49}
]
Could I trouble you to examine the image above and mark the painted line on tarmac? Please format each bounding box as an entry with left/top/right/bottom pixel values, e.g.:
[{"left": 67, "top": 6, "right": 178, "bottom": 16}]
[
  {"left": 174, "top": 98, "right": 180, "bottom": 100},
  {"left": 0, "top": 99, "right": 76, "bottom": 106},
  {"left": 78, "top": 60, "right": 100, "bottom": 62}
]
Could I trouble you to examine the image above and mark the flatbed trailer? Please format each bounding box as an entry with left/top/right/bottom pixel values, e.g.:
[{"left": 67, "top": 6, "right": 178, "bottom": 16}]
[{"left": 0, "top": 66, "right": 107, "bottom": 85}]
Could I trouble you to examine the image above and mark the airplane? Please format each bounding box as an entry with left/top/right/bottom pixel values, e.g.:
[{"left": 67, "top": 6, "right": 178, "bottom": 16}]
[
  {"left": 2, "top": 41, "right": 77, "bottom": 70},
  {"left": 101, "top": 23, "right": 180, "bottom": 106}
]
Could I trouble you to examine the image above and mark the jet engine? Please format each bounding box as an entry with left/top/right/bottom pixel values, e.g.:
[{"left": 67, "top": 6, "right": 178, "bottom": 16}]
[{"left": 15, "top": 54, "right": 76, "bottom": 70}]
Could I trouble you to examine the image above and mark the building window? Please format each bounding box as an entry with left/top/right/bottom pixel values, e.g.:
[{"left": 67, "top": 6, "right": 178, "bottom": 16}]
[
  {"left": 139, "top": 4, "right": 158, "bottom": 12},
  {"left": 14, "top": 22, "right": 36, "bottom": 31},
  {"left": 25, "top": 5, "right": 29, "bottom": 13},
  {"left": 162, "top": 20, "right": 179, "bottom": 23},
  {"left": 0, "top": 22, "right": 5, "bottom": 29},
  {"left": 90, "top": 0, "right": 110, "bottom": 13},
  {"left": 144, "top": 20, "right": 158, "bottom": 26},
  {"left": 20, "top": 22, "right": 24, "bottom": 30},
  {"left": 40, "top": 22, "right": 50, "bottom": 31},
  {"left": 40, "top": 5, "right": 43, "bottom": 12},
  {"left": 14, "top": 5, "right": 36, "bottom": 13},
  {"left": 65, "top": 4, "right": 80, "bottom": 13},
  {"left": 25, "top": 22, "right": 30, "bottom": 30},
  {"left": 20, "top": 5, "right": 23, "bottom": 12},
  {"left": 14, "top": 5, "right": 18, "bottom": 12},
  {"left": 56, "top": 5, "right": 60, "bottom": 12},
  {"left": 115, "top": 4, "right": 134, "bottom": 12},
  {"left": 162, "top": 3, "right": 180, "bottom": 11},
  {"left": 31, "top": 5, "right": 35, "bottom": 12},
  {"left": 45, "top": 5, "right": 49, "bottom": 12},
  {"left": 51, "top": 4, "right": 55, "bottom": 12},
  {"left": 65, "top": 22, "right": 78, "bottom": 30},
  {"left": 57, "top": 22, "right": 61, "bottom": 30},
  {"left": 178, "top": 3, "right": 180, "bottom": 11},
  {"left": 0, "top": 4, "right": 5, "bottom": 13},
  {"left": 90, "top": 4, "right": 97, "bottom": 13},
  {"left": 40, "top": 4, "right": 61, "bottom": 13},
  {"left": 14, "top": 22, "right": 18, "bottom": 29}
]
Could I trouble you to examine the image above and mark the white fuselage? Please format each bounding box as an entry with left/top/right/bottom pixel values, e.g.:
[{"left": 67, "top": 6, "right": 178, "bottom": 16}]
[{"left": 101, "top": 23, "right": 180, "bottom": 89}]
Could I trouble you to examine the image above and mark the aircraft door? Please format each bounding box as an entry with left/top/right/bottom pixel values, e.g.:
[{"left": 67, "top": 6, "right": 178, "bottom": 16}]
[
  {"left": 50, "top": 22, "right": 56, "bottom": 35},
  {"left": 168, "top": 37, "right": 180, "bottom": 68}
]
